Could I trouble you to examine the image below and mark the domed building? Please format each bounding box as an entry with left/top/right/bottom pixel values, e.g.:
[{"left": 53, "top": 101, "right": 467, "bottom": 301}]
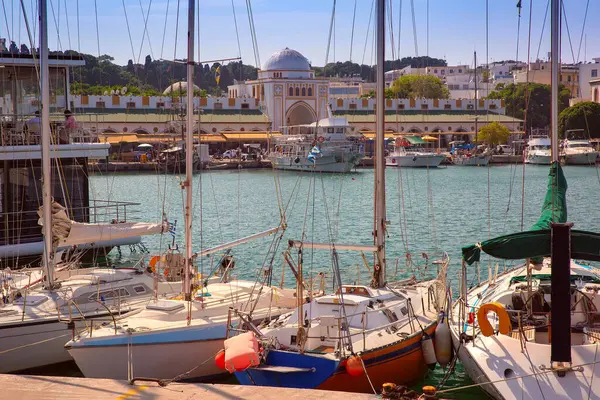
[
  {"left": 228, "top": 48, "right": 329, "bottom": 132},
  {"left": 163, "top": 81, "right": 200, "bottom": 95}
]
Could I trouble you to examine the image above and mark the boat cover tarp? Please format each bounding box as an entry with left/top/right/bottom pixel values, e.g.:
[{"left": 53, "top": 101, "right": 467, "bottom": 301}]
[
  {"left": 462, "top": 162, "right": 578, "bottom": 265},
  {"left": 404, "top": 135, "right": 426, "bottom": 145},
  {"left": 61, "top": 221, "right": 165, "bottom": 247}
]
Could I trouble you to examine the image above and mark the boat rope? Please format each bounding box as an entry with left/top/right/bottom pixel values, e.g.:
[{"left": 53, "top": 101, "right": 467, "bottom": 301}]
[
  {"left": 360, "top": 0, "right": 375, "bottom": 66},
  {"left": 409, "top": 0, "right": 417, "bottom": 57},
  {"left": 588, "top": 343, "right": 599, "bottom": 399},
  {"left": 358, "top": 354, "right": 378, "bottom": 395},
  {"left": 136, "top": 0, "right": 155, "bottom": 64},
  {"left": 245, "top": 0, "right": 261, "bottom": 70},
  {"left": 159, "top": 0, "right": 171, "bottom": 59},
  {"left": 324, "top": 0, "right": 336, "bottom": 68},
  {"left": 0, "top": 332, "right": 73, "bottom": 355},
  {"left": 436, "top": 358, "right": 600, "bottom": 396},
  {"left": 576, "top": 0, "right": 590, "bottom": 63},
  {"left": 349, "top": 0, "right": 357, "bottom": 62},
  {"left": 121, "top": 0, "right": 137, "bottom": 63},
  {"left": 436, "top": 339, "right": 462, "bottom": 390}
]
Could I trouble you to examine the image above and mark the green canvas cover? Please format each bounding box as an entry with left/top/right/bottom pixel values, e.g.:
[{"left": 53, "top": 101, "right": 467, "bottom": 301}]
[
  {"left": 405, "top": 135, "right": 426, "bottom": 145},
  {"left": 462, "top": 162, "right": 576, "bottom": 265}
]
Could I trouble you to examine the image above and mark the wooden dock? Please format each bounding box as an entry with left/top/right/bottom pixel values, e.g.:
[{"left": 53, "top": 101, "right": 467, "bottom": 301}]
[{"left": 0, "top": 374, "right": 376, "bottom": 399}]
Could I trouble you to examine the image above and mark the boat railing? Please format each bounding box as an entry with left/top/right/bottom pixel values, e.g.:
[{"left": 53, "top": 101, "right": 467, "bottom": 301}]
[{"left": 0, "top": 200, "right": 143, "bottom": 246}]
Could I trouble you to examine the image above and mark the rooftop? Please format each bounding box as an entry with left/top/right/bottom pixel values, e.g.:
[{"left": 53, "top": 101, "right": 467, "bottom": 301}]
[{"left": 333, "top": 110, "right": 523, "bottom": 123}]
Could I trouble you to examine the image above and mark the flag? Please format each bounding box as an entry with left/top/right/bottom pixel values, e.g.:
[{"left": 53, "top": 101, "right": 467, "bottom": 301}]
[
  {"left": 307, "top": 145, "right": 321, "bottom": 164},
  {"left": 215, "top": 66, "right": 221, "bottom": 85},
  {"left": 516, "top": 0, "right": 522, "bottom": 15},
  {"left": 168, "top": 220, "right": 177, "bottom": 238}
]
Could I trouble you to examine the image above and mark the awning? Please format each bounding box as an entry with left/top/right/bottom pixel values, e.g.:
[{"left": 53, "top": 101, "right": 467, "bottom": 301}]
[
  {"left": 198, "top": 134, "right": 226, "bottom": 143},
  {"left": 98, "top": 134, "right": 139, "bottom": 144},
  {"left": 361, "top": 132, "right": 396, "bottom": 140},
  {"left": 422, "top": 135, "right": 438, "bottom": 141},
  {"left": 222, "top": 132, "right": 281, "bottom": 141},
  {"left": 404, "top": 135, "right": 426, "bottom": 145}
]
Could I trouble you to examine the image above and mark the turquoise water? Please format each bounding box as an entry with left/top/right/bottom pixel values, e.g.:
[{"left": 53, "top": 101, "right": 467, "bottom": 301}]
[{"left": 89, "top": 165, "right": 600, "bottom": 397}]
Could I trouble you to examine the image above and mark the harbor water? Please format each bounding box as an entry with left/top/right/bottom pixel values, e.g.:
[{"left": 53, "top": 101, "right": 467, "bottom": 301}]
[{"left": 84, "top": 165, "right": 600, "bottom": 397}]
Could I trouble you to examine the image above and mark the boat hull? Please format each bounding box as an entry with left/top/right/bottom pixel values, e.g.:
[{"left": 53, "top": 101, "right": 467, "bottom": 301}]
[
  {"left": 270, "top": 154, "right": 362, "bottom": 173},
  {"left": 564, "top": 151, "right": 598, "bottom": 165},
  {"left": 386, "top": 154, "right": 445, "bottom": 168},
  {"left": 525, "top": 153, "right": 551, "bottom": 165},
  {"left": 235, "top": 322, "right": 436, "bottom": 393}
]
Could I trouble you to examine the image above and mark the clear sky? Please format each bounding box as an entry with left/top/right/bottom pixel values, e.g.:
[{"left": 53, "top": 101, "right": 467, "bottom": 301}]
[{"left": 1, "top": 0, "right": 599, "bottom": 69}]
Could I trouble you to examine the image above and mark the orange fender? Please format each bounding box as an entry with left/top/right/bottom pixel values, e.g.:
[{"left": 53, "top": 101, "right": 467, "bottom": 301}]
[{"left": 477, "top": 302, "right": 512, "bottom": 337}]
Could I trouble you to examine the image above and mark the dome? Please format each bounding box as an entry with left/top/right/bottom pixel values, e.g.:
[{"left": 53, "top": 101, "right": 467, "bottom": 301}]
[
  {"left": 163, "top": 81, "right": 200, "bottom": 95},
  {"left": 262, "top": 48, "right": 310, "bottom": 71}
]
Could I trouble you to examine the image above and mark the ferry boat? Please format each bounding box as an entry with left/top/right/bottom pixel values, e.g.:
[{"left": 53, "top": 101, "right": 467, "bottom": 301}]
[
  {"left": 562, "top": 130, "right": 598, "bottom": 165},
  {"left": 385, "top": 136, "right": 446, "bottom": 168},
  {"left": 524, "top": 135, "right": 551, "bottom": 165},
  {"left": 268, "top": 117, "right": 364, "bottom": 173}
]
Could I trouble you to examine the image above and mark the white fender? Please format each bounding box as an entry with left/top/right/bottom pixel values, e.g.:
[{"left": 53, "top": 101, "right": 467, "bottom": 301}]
[
  {"left": 434, "top": 311, "right": 452, "bottom": 368},
  {"left": 421, "top": 333, "right": 437, "bottom": 370}
]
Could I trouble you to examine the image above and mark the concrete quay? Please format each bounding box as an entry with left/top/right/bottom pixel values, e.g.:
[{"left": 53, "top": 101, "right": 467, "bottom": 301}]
[{"left": 0, "top": 374, "right": 377, "bottom": 400}]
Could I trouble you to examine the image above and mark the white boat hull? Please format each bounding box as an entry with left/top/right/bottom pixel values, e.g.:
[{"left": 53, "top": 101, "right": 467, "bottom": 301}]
[
  {"left": 270, "top": 154, "right": 362, "bottom": 173},
  {"left": 453, "top": 154, "right": 490, "bottom": 166},
  {"left": 525, "top": 152, "right": 551, "bottom": 165},
  {"left": 564, "top": 151, "right": 598, "bottom": 165},
  {"left": 386, "top": 154, "right": 445, "bottom": 168}
]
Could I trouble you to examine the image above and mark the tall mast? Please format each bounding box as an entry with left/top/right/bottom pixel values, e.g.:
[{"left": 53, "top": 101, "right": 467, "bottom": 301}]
[
  {"left": 183, "top": 0, "right": 195, "bottom": 301},
  {"left": 550, "top": 0, "right": 559, "bottom": 162},
  {"left": 374, "top": 0, "right": 386, "bottom": 288},
  {"left": 39, "top": 0, "right": 55, "bottom": 288},
  {"left": 474, "top": 51, "right": 478, "bottom": 142}
]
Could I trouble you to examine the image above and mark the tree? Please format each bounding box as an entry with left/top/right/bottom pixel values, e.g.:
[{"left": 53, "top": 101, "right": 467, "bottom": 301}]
[
  {"left": 144, "top": 55, "right": 152, "bottom": 71},
  {"left": 20, "top": 44, "right": 30, "bottom": 55},
  {"left": 390, "top": 75, "right": 449, "bottom": 99},
  {"left": 126, "top": 59, "right": 134, "bottom": 73},
  {"left": 478, "top": 121, "right": 511, "bottom": 145},
  {"left": 487, "top": 83, "right": 570, "bottom": 130},
  {"left": 558, "top": 102, "right": 600, "bottom": 138}
]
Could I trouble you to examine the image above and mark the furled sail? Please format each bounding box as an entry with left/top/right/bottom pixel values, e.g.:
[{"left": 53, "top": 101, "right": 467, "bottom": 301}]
[
  {"left": 462, "top": 162, "right": 571, "bottom": 265},
  {"left": 39, "top": 201, "right": 166, "bottom": 247}
]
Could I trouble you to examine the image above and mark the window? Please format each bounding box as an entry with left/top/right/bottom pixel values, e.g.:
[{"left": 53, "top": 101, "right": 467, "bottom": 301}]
[
  {"left": 421, "top": 104, "right": 429, "bottom": 110},
  {"left": 133, "top": 285, "right": 147, "bottom": 294},
  {"left": 448, "top": 126, "right": 452, "bottom": 131},
  {"left": 450, "top": 69, "right": 454, "bottom": 73},
  {"left": 327, "top": 128, "right": 334, "bottom": 133},
  {"left": 295, "top": 87, "right": 300, "bottom": 96},
  {"left": 592, "top": 69, "right": 598, "bottom": 78},
  {"left": 567, "top": 75, "right": 572, "bottom": 82},
  {"left": 252, "top": 86, "right": 256, "bottom": 97},
  {"left": 441, "top": 70, "right": 445, "bottom": 75},
  {"left": 398, "top": 104, "right": 405, "bottom": 110},
  {"left": 301, "top": 87, "right": 306, "bottom": 96},
  {"left": 96, "top": 101, "right": 106, "bottom": 108},
  {"left": 307, "top": 87, "right": 313, "bottom": 96},
  {"left": 90, "top": 288, "right": 130, "bottom": 301},
  {"left": 349, "top": 103, "right": 357, "bottom": 110},
  {"left": 126, "top": 102, "right": 136, "bottom": 109},
  {"left": 462, "top": 84, "right": 469, "bottom": 90},
  {"left": 459, "top": 69, "right": 463, "bottom": 73},
  {"left": 289, "top": 86, "right": 293, "bottom": 96},
  {"left": 156, "top": 101, "right": 165, "bottom": 108},
  {"left": 489, "top": 104, "right": 497, "bottom": 109},
  {"left": 434, "top": 69, "right": 438, "bottom": 73},
  {"left": 467, "top": 104, "right": 474, "bottom": 110},
  {"left": 444, "top": 104, "right": 452, "bottom": 110},
  {"left": 214, "top": 102, "right": 223, "bottom": 109},
  {"left": 241, "top": 103, "right": 250, "bottom": 109},
  {"left": 560, "top": 74, "right": 563, "bottom": 81}
]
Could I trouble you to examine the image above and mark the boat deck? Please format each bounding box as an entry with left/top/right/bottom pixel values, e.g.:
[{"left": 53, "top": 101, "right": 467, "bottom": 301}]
[{"left": 0, "top": 374, "right": 376, "bottom": 399}]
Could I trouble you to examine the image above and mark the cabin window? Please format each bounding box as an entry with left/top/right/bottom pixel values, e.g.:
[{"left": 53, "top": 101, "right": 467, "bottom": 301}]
[
  {"left": 89, "top": 288, "right": 130, "bottom": 301},
  {"left": 133, "top": 285, "right": 146, "bottom": 294},
  {"left": 327, "top": 128, "right": 334, "bottom": 133}
]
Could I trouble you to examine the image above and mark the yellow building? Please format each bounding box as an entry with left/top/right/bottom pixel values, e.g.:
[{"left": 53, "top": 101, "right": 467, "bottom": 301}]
[{"left": 514, "top": 60, "right": 579, "bottom": 97}]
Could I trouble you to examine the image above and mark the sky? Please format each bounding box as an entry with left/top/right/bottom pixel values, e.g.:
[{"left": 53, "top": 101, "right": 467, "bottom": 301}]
[{"left": 1, "top": 0, "right": 599, "bottom": 70}]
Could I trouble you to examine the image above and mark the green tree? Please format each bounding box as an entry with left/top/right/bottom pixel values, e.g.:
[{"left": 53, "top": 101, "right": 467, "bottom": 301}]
[
  {"left": 478, "top": 121, "right": 511, "bottom": 145},
  {"left": 487, "top": 83, "right": 570, "bottom": 130},
  {"left": 390, "top": 75, "right": 449, "bottom": 99},
  {"left": 558, "top": 102, "right": 600, "bottom": 138}
]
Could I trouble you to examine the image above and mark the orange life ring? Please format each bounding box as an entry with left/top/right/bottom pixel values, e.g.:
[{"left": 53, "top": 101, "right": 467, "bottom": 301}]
[
  {"left": 477, "top": 302, "right": 512, "bottom": 337},
  {"left": 317, "top": 136, "right": 325, "bottom": 143}
]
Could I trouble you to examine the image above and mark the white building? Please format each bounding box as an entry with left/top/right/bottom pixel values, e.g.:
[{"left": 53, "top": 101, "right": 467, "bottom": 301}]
[{"left": 578, "top": 58, "right": 600, "bottom": 100}]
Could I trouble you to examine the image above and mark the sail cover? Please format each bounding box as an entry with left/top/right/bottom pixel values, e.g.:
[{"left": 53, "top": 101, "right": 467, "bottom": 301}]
[
  {"left": 40, "top": 201, "right": 166, "bottom": 247},
  {"left": 461, "top": 162, "right": 596, "bottom": 265}
]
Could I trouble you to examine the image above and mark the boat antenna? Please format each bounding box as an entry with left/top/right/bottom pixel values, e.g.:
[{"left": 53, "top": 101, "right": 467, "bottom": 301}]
[
  {"left": 183, "top": 0, "right": 195, "bottom": 307},
  {"left": 39, "top": 0, "right": 57, "bottom": 290},
  {"left": 372, "top": 0, "right": 386, "bottom": 288}
]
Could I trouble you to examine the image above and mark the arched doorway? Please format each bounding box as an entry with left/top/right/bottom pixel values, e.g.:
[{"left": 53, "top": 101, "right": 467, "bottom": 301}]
[{"left": 286, "top": 101, "right": 316, "bottom": 127}]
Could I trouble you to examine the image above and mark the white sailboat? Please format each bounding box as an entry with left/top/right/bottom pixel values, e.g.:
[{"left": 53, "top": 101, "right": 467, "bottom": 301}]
[
  {"left": 448, "top": 2, "right": 600, "bottom": 398},
  {"left": 65, "top": 2, "right": 298, "bottom": 381},
  {"left": 0, "top": 1, "right": 177, "bottom": 373}
]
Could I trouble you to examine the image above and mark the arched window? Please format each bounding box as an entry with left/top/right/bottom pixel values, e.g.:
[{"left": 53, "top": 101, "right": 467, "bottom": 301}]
[
  {"left": 594, "top": 88, "right": 599, "bottom": 103},
  {"left": 252, "top": 86, "right": 256, "bottom": 97},
  {"left": 308, "top": 86, "right": 313, "bottom": 96},
  {"left": 301, "top": 87, "right": 306, "bottom": 96},
  {"left": 289, "top": 86, "right": 293, "bottom": 96},
  {"left": 295, "top": 87, "right": 300, "bottom": 96}
]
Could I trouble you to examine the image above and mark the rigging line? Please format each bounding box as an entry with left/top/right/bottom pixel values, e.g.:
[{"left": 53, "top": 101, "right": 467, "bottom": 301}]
[
  {"left": 159, "top": 0, "right": 171, "bottom": 59},
  {"left": 62, "top": 0, "right": 71, "bottom": 50},
  {"left": 409, "top": 0, "right": 417, "bottom": 57},
  {"left": 173, "top": 0, "right": 181, "bottom": 61},
  {"left": 136, "top": 0, "right": 155, "bottom": 64},
  {"left": 18, "top": 0, "right": 40, "bottom": 82},
  {"left": 245, "top": 0, "right": 260, "bottom": 69},
  {"left": 535, "top": 0, "right": 550, "bottom": 62},
  {"left": 76, "top": 0, "right": 80, "bottom": 51},
  {"left": 560, "top": 1, "right": 575, "bottom": 66},
  {"left": 387, "top": 0, "right": 395, "bottom": 61},
  {"left": 122, "top": 0, "right": 138, "bottom": 64},
  {"left": 397, "top": 0, "right": 401, "bottom": 60},
  {"left": 520, "top": 0, "right": 534, "bottom": 232},
  {"left": 93, "top": 0, "right": 102, "bottom": 82},
  {"left": 361, "top": 0, "right": 375, "bottom": 66},
  {"left": 48, "top": 0, "right": 63, "bottom": 50},
  {"left": 324, "top": 0, "right": 336, "bottom": 67},
  {"left": 576, "top": 0, "right": 590, "bottom": 64},
  {"left": 230, "top": 0, "right": 242, "bottom": 59},
  {"left": 1, "top": 1, "right": 13, "bottom": 43},
  {"left": 349, "top": 0, "right": 357, "bottom": 62}
]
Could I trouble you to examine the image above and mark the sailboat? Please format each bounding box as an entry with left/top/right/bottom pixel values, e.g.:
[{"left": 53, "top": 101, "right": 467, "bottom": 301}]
[
  {"left": 226, "top": 1, "right": 448, "bottom": 393},
  {"left": 448, "top": 2, "right": 600, "bottom": 398},
  {"left": 65, "top": 1, "right": 298, "bottom": 381},
  {"left": 0, "top": 0, "right": 179, "bottom": 373}
]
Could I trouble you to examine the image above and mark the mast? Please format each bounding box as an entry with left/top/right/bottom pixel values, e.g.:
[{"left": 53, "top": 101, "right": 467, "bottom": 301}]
[
  {"left": 474, "top": 51, "right": 478, "bottom": 143},
  {"left": 550, "top": 0, "right": 559, "bottom": 162},
  {"left": 39, "top": 0, "right": 55, "bottom": 289},
  {"left": 374, "top": 0, "right": 386, "bottom": 288},
  {"left": 183, "top": 0, "right": 195, "bottom": 301}
]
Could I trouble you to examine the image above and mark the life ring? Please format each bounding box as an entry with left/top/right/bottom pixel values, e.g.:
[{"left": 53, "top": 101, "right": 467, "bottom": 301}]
[
  {"left": 477, "top": 302, "right": 512, "bottom": 337},
  {"left": 317, "top": 136, "right": 325, "bottom": 143}
]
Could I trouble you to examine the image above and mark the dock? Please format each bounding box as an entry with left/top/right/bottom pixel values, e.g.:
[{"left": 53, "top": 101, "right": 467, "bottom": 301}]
[
  {"left": 89, "top": 160, "right": 273, "bottom": 173},
  {"left": 0, "top": 374, "right": 377, "bottom": 399}
]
